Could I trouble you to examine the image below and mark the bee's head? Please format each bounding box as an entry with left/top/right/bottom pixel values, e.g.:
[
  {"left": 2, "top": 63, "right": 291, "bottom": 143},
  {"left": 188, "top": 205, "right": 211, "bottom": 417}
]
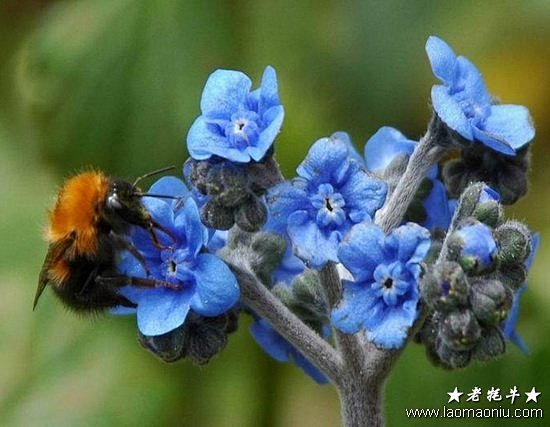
[
  {"left": 104, "top": 179, "right": 151, "bottom": 232},
  {"left": 103, "top": 166, "right": 178, "bottom": 247}
]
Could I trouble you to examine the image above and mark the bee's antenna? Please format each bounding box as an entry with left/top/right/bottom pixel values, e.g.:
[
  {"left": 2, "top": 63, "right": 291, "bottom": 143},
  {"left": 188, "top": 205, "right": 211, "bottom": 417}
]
[
  {"left": 134, "top": 192, "right": 181, "bottom": 200},
  {"left": 132, "top": 166, "right": 176, "bottom": 188}
]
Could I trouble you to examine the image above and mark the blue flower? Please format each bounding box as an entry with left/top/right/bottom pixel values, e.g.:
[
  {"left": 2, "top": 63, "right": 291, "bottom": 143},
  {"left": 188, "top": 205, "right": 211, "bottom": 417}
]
[
  {"left": 250, "top": 318, "right": 328, "bottom": 384},
  {"left": 267, "top": 134, "right": 387, "bottom": 268},
  {"left": 117, "top": 177, "right": 240, "bottom": 336},
  {"left": 331, "top": 222, "right": 431, "bottom": 348},
  {"left": 502, "top": 233, "right": 539, "bottom": 353},
  {"left": 454, "top": 222, "right": 497, "bottom": 270},
  {"left": 187, "top": 66, "right": 284, "bottom": 163},
  {"left": 365, "top": 126, "right": 453, "bottom": 231},
  {"left": 426, "top": 36, "right": 535, "bottom": 155}
]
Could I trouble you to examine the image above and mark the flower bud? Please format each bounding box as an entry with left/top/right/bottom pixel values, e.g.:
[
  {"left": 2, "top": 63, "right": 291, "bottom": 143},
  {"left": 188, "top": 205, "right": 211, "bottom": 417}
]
[
  {"left": 420, "top": 261, "right": 468, "bottom": 311},
  {"left": 435, "top": 337, "right": 472, "bottom": 369},
  {"left": 138, "top": 323, "right": 188, "bottom": 363},
  {"left": 248, "top": 232, "right": 287, "bottom": 285},
  {"left": 470, "top": 279, "right": 513, "bottom": 326},
  {"left": 439, "top": 309, "right": 481, "bottom": 350},
  {"left": 138, "top": 311, "right": 239, "bottom": 365},
  {"left": 235, "top": 196, "right": 268, "bottom": 232},
  {"left": 448, "top": 220, "right": 497, "bottom": 274},
  {"left": 207, "top": 162, "right": 249, "bottom": 208},
  {"left": 496, "top": 263, "right": 528, "bottom": 291},
  {"left": 494, "top": 221, "right": 531, "bottom": 266},
  {"left": 472, "top": 186, "right": 503, "bottom": 227},
  {"left": 245, "top": 153, "right": 284, "bottom": 194},
  {"left": 472, "top": 326, "right": 506, "bottom": 362},
  {"left": 201, "top": 199, "right": 235, "bottom": 230},
  {"left": 452, "top": 182, "right": 486, "bottom": 219}
]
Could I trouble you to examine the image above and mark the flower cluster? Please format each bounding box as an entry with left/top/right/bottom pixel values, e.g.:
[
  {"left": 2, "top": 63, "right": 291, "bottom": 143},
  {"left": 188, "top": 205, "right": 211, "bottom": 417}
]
[
  {"left": 115, "top": 177, "right": 240, "bottom": 363},
  {"left": 417, "top": 184, "right": 536, "bottom": 368},
  {"left": 110, "top": 35, "right": 536, "bottom": 382}
]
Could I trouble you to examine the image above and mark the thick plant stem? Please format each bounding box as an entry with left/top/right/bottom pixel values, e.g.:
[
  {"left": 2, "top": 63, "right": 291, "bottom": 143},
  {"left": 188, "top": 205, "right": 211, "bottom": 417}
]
[
  {"left": 319, "top": 263, "right": 399, "bottom": 426},
  {"left": 375, "top": 118, "right": 450, "bottom": 233},
  {"left": 228, "top": 262, "right": 343, "bottom": 384}
]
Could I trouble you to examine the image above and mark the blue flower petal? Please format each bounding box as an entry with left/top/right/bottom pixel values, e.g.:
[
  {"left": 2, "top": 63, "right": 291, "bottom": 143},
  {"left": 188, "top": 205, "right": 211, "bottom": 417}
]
[
  {"left": 422, "top": 179, "right": 453, "bottom": 231},
  {"left": 365, "top": 126, "right": 416, "bottom": 172},
  {"left": 250, "top": 319, "right": 289, "bottom": 361},
  {"left": 332, "top": 281, "right": 378, "bottom": 334},
  {"left": 287, "top": 211, "right": 341, "bottom": 268},
  {"left": 391, "top": 223, "right": 431, "bottom": 264},
  {"left": 147, "top": 176, "right": 189, "bottom": 199},
  {"left": 431, "top": 85, "right": 472, "bottom": 139},
  {"left": 331, "top": 131, "right": 365, "bottom": 166},
  {"left": 174, "top": 198, "right": 207, "bottom": 259},
  {"left": 338, "top": 224, "right": 386, "bottom": 282},
  {"left": 250, "top": 319, "right": 328, "bottom": 384},
  {"left": 251, "top": 104, "right": 284, "bottom": 161},
  {"left": 482, "top": 104, "right": 535, "bottom": 151},
  {"left": 339, "top": 167, "right": 387, "bottom": 220},
  {"left": 365, "top": 302, "right": 418, "bottom": 349},
  {"left": 296, "top": 137, "right": 350, "bottom": 183},
  {"left": 502, "top": 285, "right": 530, "bottom": 354},
  {"left": 425, "top": 36, "right": 458, "bottom": 84},
  {"left": 266, "top": 181, "right": 310, "bottom": 230},
  {"left": 190, "top": 253, "right": 239, "bottom": 316},
  {"left": 136, "top": 287, "right": 193, "bottom": 336},
  {"left": 187, "top": 116, "right": 251, "bottom": 162},
  {"left": 472, "top": 126, "right": 515, "bottom": 155},
  {"left": 200, "top": 69, "right": 251, "bottom": 117},
  {"left": 258, "top": 66, "right": 280, "bottom": 113}
]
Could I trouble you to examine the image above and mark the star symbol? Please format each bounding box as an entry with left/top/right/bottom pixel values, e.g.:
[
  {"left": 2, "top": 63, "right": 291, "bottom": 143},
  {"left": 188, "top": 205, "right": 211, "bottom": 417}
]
[
  {"left": 447, "top": 387, "right": 463, "bottom": 403},
  {"left": 525, "top": 387, "right": 541, "bottom": 403}
]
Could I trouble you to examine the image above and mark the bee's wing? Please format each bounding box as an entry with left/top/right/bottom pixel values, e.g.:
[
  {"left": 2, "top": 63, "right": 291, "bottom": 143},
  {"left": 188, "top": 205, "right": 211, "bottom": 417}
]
[{"left": 34, "top": 236, "right": 74, "bottom": 310}]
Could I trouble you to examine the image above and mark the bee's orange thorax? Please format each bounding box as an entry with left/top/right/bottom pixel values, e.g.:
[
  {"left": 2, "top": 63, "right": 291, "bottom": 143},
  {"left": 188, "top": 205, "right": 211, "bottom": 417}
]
[{"left": 47, "top": 171, "right": 110, "bottom": 257}]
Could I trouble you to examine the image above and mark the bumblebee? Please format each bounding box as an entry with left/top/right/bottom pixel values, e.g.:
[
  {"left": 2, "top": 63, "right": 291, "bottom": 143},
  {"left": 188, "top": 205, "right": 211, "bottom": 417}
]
[{"left": 35, "top": 167, "right": 178, "bottom": 313}]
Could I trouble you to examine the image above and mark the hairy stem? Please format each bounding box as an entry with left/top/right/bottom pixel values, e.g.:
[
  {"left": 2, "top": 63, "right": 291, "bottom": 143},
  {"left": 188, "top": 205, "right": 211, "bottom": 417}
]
[
  {"left": 375, "top": 117, "right": 450, "bottom": 233},
  {"left": 228, "top": 261, "right": 343, "bottom": 384},
  {"left": 319, "top": 262, "right": 394, "bottom": 426}
]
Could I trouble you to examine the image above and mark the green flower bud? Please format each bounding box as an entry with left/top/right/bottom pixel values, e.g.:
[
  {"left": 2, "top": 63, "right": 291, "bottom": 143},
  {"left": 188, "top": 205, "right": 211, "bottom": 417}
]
[
  {"left": 494, "top": 221, "right": 531, "bottom": 266},
  {"left": 420, "top": 262, "right": 468, "bottom": 311},
  {"left": 439, "top": 309, "right": 481, "bottom": 350},
  {"left": 435, "top": 338, "right": 472, "bottom": 369},
  {"left": 496, "top": 263, "right": 528, "bottom": 291},
  {"left": 473, "top": 200, "right": 503, "bottom": 228},
  {"left": 470, "top": 279, "right": 513, "bottom": 326},
  {"left": 472, "top": 326, "right": 506, "bottom": 362}
]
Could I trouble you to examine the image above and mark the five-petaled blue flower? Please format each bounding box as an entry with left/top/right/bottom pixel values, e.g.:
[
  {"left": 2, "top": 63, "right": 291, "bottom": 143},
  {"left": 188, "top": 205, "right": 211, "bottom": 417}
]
[
  {"left": 266, "top": 133, "right": 387, "bottom": 268},
  {"left": 331, "top": 222, "right": 431, "bottom": 349},
  {"left": 187, "top": 66, "right": 284, "bottom": 163},
  {"left": 426, "top": 36, "right": 535, "bottom": 155},
  {"left": 365, "top": 126, "right": 453, "bottom": 231},
  {"left": 117, "top": 177, "right": 240, "bottom": 336},
  {"left": 250, "top": 318, "right": 328, "bottom": 384}
]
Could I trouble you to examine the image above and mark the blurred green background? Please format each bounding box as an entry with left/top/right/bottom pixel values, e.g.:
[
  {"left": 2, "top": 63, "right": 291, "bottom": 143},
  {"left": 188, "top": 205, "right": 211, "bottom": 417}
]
[{"left": 1, "top": 1, "right": 548, "bottom": 426}]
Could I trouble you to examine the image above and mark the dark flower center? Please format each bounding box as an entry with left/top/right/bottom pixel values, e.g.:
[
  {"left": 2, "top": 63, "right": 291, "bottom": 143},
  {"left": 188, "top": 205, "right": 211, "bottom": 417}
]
[
  {"left": 325, "top": 198, "right": 333, "bottom": 212},
  {"left": 168, "top": 260, "right": 177, "bottom": 274},
  {"left": 383, "top": 278, "right": 393, "bottom": 289}
]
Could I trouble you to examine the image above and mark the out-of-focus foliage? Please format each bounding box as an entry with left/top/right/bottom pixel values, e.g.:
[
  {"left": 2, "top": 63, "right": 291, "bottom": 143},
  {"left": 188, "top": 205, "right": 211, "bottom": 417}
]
[{"left": 1, "top": 1, "right": 548, "bottom": 425}]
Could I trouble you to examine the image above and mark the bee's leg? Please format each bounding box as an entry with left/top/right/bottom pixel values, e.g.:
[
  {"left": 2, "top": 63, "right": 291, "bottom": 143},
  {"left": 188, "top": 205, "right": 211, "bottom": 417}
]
[
  {"left": 97, "top": 275, "right": 183, "bottom": 291},
  {"left": 109, "top": 234, "right": 151, "bottom": 276},
  {"left": 76, "top": 270, "right": 137, "bottom": 309},
  {"left": 148, "top": 219, "right": 177, "bottom": 250}
]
